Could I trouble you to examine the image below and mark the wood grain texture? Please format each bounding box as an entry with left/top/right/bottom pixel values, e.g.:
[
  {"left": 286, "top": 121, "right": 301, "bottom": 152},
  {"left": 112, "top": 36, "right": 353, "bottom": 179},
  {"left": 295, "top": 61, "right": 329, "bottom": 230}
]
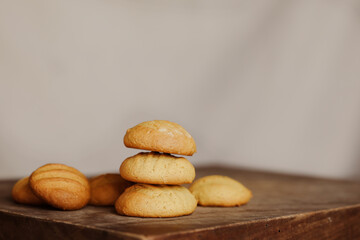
[{"left": 1, "top": 166, "right": 360, "bottom": 240}]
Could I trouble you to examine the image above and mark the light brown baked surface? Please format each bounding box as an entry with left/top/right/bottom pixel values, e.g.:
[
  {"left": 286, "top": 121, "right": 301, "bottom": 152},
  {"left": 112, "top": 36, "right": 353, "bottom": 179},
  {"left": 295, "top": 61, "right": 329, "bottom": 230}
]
[
  {"left": 115, "top": 184, "right": 197, "bottom": 218},
  {"left": 189, "top": 175, "right": 252, "bottom": 207},
  {"left": 89, "top": 173, "right": 133, "bottom": 206},
  {"left": 120, "top": 152, "right": 195, "bottom": 185},
  {"left": 11, "top": 177, "right": 44, "bottom": 205},
  {"left": 123, "top": 120, "right": 196, "bottom": 156},
  {"left": 29, "top": 163, "right": 90, "bottom": 210}
]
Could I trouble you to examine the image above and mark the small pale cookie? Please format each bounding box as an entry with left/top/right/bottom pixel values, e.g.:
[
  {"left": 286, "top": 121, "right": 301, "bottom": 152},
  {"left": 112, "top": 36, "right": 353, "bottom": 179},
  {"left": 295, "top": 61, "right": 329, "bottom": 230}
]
[
  {"left": 115, "top": 184, "right": 197, "bottom": 218},
  {"left": 89, "top": 173, "right": 133, "bottom": 206},
  {"left": 124, "top": 120, "right": 196, "bottom": 156},
  {"left": 189, "top": 175, "right": 252, "bottom": 207},
  {"left": 120, "top": 152, "right": 195, "bottom": 185},
  {"left": 29, "top": 163, "right": 90, "bottom": 210},
  {"left": 12, "top": 177, "right": 44, "bottom": 205}
]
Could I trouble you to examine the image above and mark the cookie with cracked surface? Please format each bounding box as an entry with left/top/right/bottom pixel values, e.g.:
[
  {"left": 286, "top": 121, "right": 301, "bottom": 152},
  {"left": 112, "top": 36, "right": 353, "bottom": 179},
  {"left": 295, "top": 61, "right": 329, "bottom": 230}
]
[
  {"left": 12, "top": 177, "right": 44, "bottom": 205},
  {"left": 123, "top": 120, "right": 196, "bottom": 156},
  {"left": 189, "top": 175, "right": 252, "bottom": 207},
  {"left": 29, "top": 163, "right": 90, "bottom": 210},
  {"left": 89, "top": 173, "right": 133, "bottom": 206},
  {"left": 115, "top": 184, "right": 197, "bottom": 218},
  {"left": 120, "top": 152, "right": 195, "bottom": 185}
]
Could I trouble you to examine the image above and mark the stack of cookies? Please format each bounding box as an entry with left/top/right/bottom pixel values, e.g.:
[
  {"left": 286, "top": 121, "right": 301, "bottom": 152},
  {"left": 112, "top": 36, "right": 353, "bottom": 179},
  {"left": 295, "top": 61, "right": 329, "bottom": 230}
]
[{"left": 116, "top": 120, "right": 198, "bottom": 217}]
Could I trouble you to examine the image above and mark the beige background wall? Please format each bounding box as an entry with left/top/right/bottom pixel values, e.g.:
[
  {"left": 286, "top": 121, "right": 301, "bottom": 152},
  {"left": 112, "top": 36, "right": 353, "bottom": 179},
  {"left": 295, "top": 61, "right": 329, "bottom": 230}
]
[{"left": 1, "top": 0, "right": 360, "bottom": 179}]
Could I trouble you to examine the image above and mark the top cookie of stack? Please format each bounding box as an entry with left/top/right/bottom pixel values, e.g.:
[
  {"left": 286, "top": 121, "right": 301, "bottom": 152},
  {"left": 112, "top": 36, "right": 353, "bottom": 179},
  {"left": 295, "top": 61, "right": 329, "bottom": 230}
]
[
  {"left": 117, "top": 120, "right": 197, "bottom": 217},
  {"left": 124, "top": 120, "right": 196, "bottom": 156}
]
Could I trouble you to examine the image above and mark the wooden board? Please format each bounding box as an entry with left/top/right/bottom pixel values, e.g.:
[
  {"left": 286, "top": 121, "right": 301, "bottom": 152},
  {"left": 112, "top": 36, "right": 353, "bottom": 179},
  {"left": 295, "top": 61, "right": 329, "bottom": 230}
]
[{"left": 1, "top": 167, "right": 360, "bottom": 240}]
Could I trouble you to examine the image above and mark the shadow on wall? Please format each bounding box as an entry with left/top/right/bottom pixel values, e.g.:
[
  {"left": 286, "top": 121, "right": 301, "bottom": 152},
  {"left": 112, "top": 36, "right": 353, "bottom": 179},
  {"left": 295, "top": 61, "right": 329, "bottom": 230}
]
[
  {"left": 351, "top": 150, "right": 360, "bottom": 180},
  {"left": 349, "top": 129, "right": 360, "bottom": 180}
]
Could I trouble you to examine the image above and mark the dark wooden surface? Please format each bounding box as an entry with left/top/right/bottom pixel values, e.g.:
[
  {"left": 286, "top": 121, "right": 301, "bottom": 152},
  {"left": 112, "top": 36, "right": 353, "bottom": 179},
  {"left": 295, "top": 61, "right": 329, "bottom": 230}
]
[{"left": 1, "top": 167, "right": 360, "bottom": 240}]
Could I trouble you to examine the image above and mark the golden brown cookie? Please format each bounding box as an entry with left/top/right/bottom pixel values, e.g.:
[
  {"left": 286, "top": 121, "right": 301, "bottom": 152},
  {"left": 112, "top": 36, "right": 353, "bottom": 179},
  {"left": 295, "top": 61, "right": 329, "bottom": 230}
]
[
  {"left": 120, "top": 152, "right": 195, "bottom": 185},
  {"left": 12, "top": 177, "right": 44, "bottom": 205},
  {"left": 89, "top": 173, "right": 133, "bottom": 206},
  {"left": 189, "top": 175, "right": 252, "bottom": 207},
  {"left": 115, "top": 184, "right": 197, "bottom": 217},
  {"left": 29, "top": 163, "right": 90, "bottom": 210},
  {"left": 124, "top": 120, "right": 196, "bottom": 156}
]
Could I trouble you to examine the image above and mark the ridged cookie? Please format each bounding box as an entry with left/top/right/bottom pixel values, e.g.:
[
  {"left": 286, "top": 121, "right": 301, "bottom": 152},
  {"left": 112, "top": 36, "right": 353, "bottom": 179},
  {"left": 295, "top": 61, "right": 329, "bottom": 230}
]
[
  {"left": 124, "top": 120, "right": 196, "bottom": 156},
  {"left": 115, "top": 184, "right": 197, "bottom": 217},
  {"left": 189, "top": 175, "right": 252, "bottom": 207},
  {"left": 120, "top": 152, "right": 195, "bottom": 185},
  {"left": 89, "top": 173, "right": 133, "bottom": 206},
  {"left": 29, "top": 163, "right": 90, "bottom": 210},
  {"left": 12, "top": 177, "right": 44, "bottom": 205}
]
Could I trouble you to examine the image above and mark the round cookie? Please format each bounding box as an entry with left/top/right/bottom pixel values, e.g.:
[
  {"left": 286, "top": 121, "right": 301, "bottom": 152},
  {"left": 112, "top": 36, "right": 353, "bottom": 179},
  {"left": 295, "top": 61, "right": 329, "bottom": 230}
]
[
  {"left": 29, "top": 163, "right": 90, "bottom": 210},
  {"left": 189, "top": 175, "right": 252, "bottom": 207},
  {"left": 124, "top": 120, "right": 196, "bottom": 156},
  {"left": 115, "top": 184, "right": 197, "bottom": 218},
  {"left": 120, "top": 152, "right": 195, "bottom": 185},
  {"left": 89, "top": 173, "right": 133, "bottom": 206},
  {"left": 12, "top": 177, "right": 44, "bottom": 205}
]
